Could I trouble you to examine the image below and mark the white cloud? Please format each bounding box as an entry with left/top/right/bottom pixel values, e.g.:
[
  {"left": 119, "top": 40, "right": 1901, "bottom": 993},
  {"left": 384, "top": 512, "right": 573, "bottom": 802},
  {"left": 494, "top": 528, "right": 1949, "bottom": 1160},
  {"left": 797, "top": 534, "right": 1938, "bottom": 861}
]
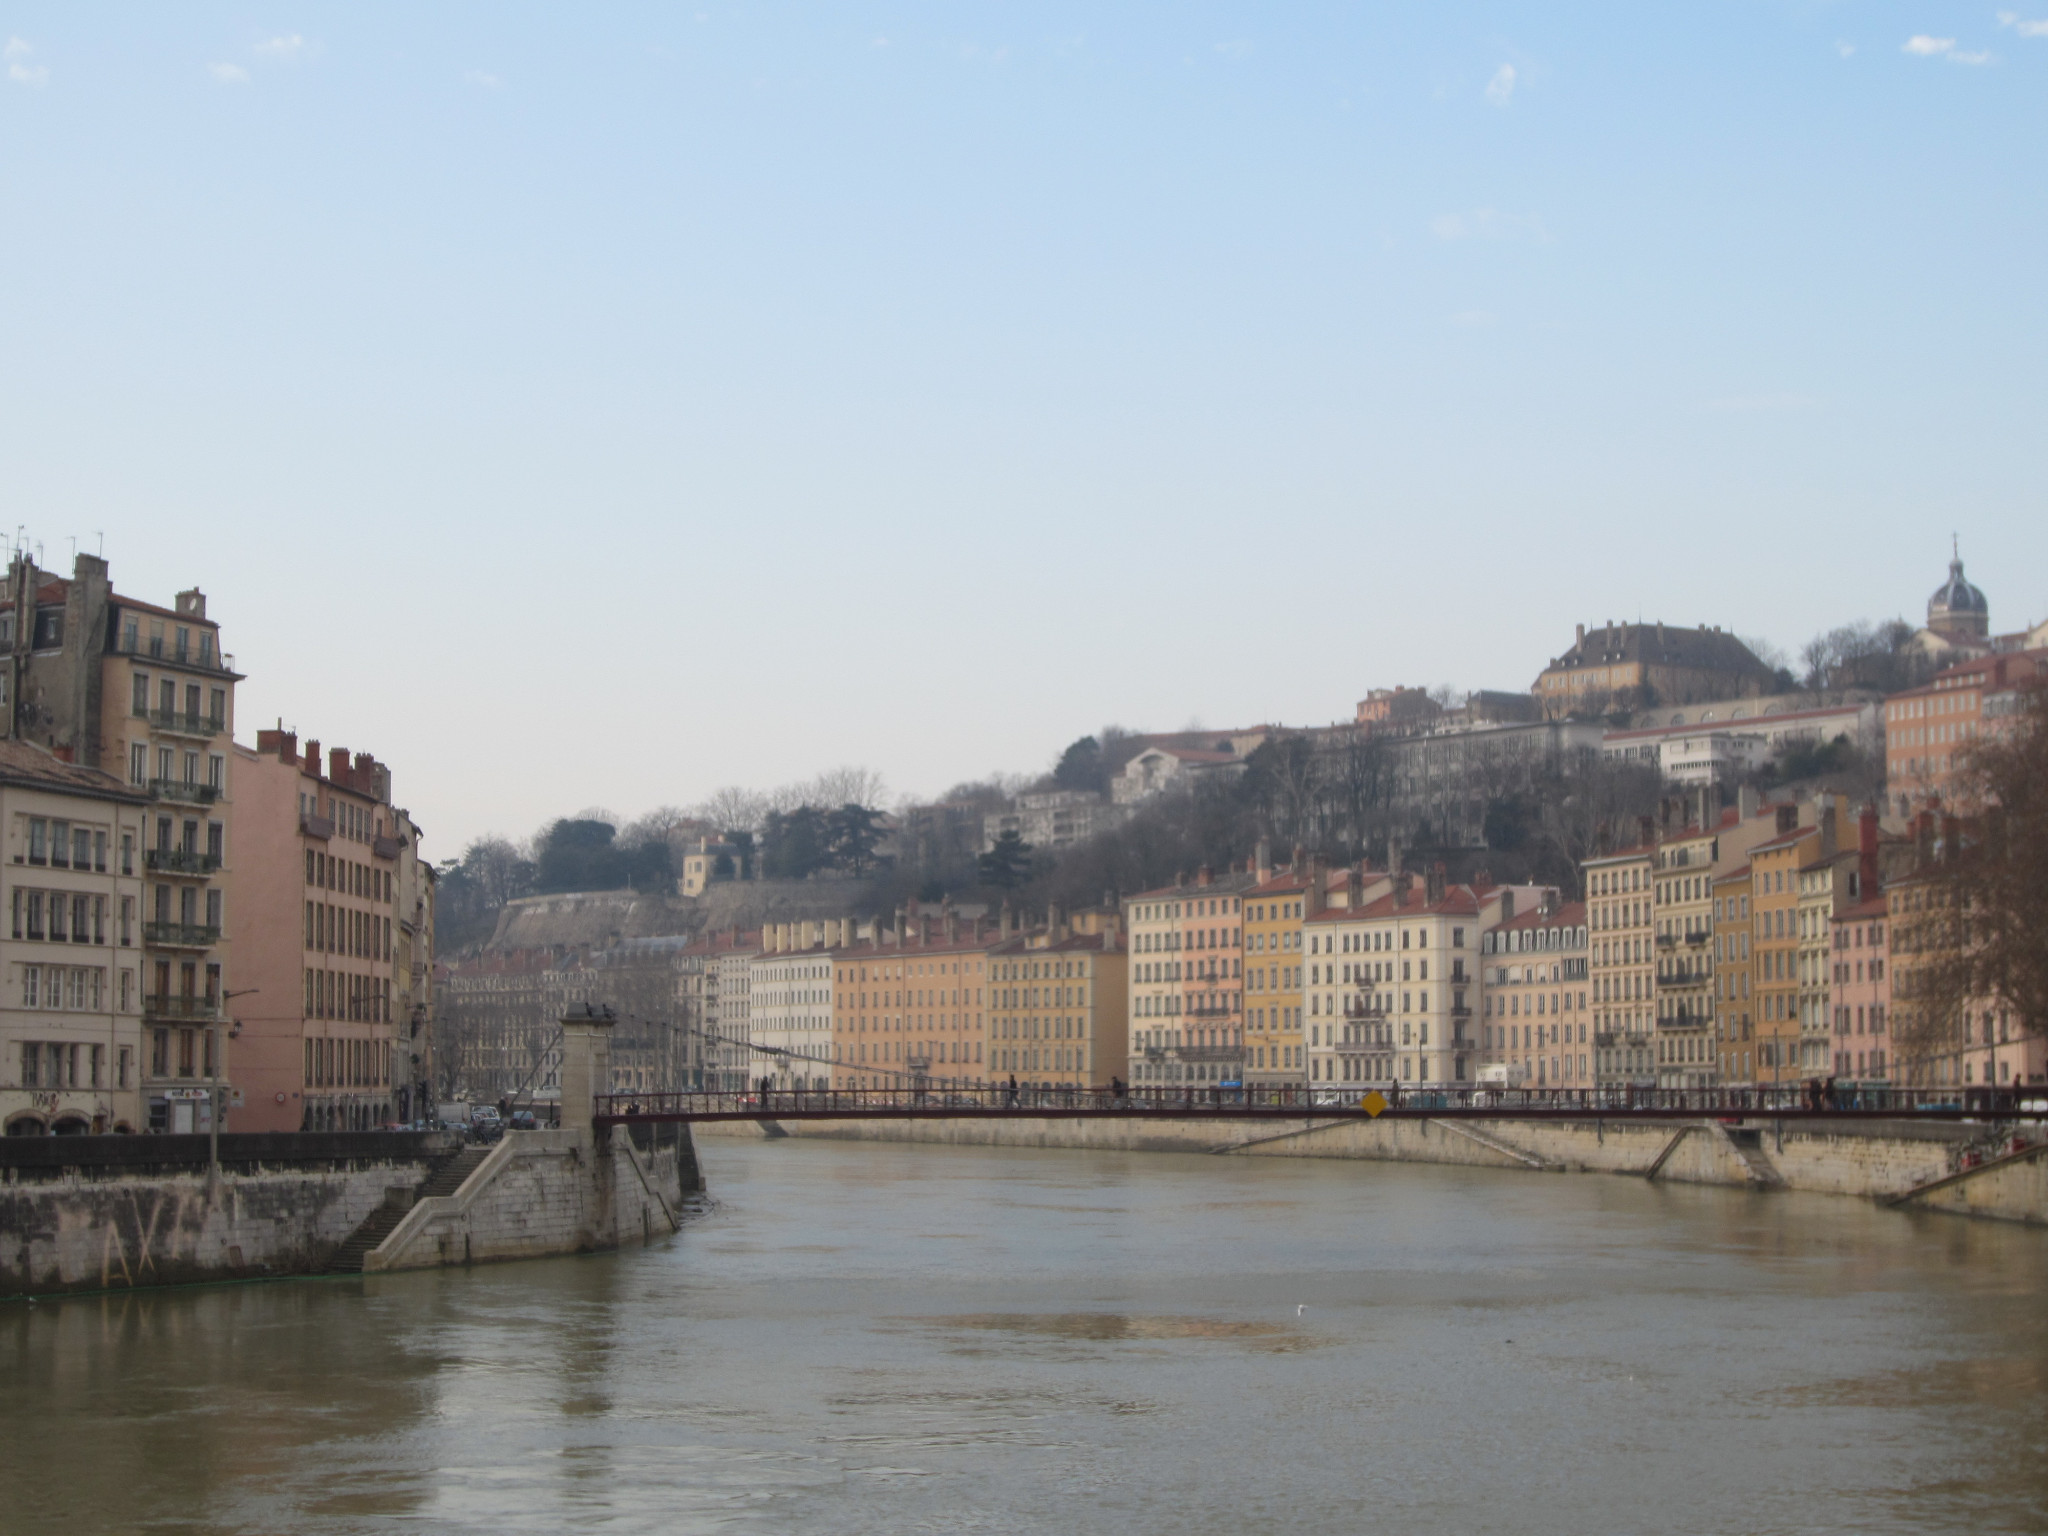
[
  {"left": 1836, "top": 41, "right": 1856, "bottom": 58},
  {"left": 209, "top": 62, "right": 250, "bottom": 84},
  {"left": 1997, "top": 12, "right": 2048, "bottom": 37},
  {"left": 1485, "top": 63, "right": 1515, "bottom": 106},
  {"left": 254, "top": 35, "right": 306, "bottom": 58},
  {"left": 6, "top": 35, "right": 48, "bottom": 86},
  {"left": 1430, "top": 207, "right": 1547, "bottom": 242},
  {"left": 464, "top": 69, "right": 503, "bottom": 89},
  {"left": 1949, "top": 48, "right": 1995, "bottom": 64},
  {"left": 1903, "top": 35, "right": 1955, "bottom": 55}
]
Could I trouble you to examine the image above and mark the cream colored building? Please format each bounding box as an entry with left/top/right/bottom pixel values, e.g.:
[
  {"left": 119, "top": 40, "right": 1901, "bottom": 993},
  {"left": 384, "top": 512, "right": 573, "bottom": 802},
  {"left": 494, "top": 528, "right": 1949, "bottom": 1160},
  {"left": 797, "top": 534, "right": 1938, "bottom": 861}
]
[
  {"left": 1585, "top": 837, "right": 1657, "bottom": 1086},
  {"left": 0, "top": 741, "right": 152, "bottom": 1135},
  {"left": 1480, "top": 895, "right": 1589, "bottom": 1089}
]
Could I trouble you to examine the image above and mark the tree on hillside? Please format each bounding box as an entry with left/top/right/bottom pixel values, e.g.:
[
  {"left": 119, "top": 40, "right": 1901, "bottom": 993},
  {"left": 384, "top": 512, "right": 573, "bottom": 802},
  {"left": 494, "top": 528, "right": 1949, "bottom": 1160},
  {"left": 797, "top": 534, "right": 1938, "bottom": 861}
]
[
  {"left": 978, "top": 829, "right": 1035, "bottom": 889},
  {"left": 761, "top": 806, "right": 830, "bottom": 879},
  {"left": 827, "top": 802, "right": 888, "bottom": 876},
  {"left": 436, "top": 836, "right": 537, "bottom": 952},
  {"left": 1053, "top": 735, "right": 1107, "bottom": 795},
  {"left": 533, "top": 817, "right": 674, "bottom": 894}
]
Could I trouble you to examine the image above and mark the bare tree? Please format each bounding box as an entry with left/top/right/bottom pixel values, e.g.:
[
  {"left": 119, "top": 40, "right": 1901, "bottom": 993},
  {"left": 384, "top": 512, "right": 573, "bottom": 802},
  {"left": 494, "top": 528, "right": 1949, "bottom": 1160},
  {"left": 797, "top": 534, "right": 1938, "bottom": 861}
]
[
  {"left": 806, "top": 765, "right": 888, "bottom": 809},
  {"left": 696, "top": 786, "right": 768, "bottom": 833}
]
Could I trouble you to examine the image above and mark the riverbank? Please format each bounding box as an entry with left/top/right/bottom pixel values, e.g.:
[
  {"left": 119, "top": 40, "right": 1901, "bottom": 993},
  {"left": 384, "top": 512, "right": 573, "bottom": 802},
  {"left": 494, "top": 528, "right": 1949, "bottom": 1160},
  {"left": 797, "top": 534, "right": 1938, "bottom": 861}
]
[{"left": 697, "top": 1111, "right": 2048, "bottom": 1224}]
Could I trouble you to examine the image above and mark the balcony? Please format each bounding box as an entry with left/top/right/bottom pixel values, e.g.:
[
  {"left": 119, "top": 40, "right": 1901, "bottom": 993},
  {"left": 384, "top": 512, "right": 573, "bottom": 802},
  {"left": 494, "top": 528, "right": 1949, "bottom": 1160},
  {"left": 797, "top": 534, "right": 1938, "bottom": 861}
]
[
  {"left": 1685, "top": 929, "right": 1710, "bottom": 947},
  {"left": 1175, "top": 1045, "right": 1245, "bottom": 1064},
  {"left": 1655, "top": 933, "right": 1676, "bottom": 950},
  {"left": 115, "top": 634, "right": 239, "bottom": 677},
  {"left": 136, "top": 709, "right": 223, "bottom": 739},
  {"left": 143, "top": 921, "right": 220, "bottom": 949},
  {"left": 145, "top": 848, "right": 221, "bottom": 876},
  {"left": 1186, "top": 1005, "right": 1236, "bottom": 1019},
  {"left": 145, "top": 994, "right": 220, "bottom": 1020},
  {"left": 373, "top": 834, "right": 402, "bottom": 860},
  {"left": 301, "top": 813, "right": 335, "bottom": 840},
  {"left": 151, "top": 779, "right": 220, "bottom": 806}
]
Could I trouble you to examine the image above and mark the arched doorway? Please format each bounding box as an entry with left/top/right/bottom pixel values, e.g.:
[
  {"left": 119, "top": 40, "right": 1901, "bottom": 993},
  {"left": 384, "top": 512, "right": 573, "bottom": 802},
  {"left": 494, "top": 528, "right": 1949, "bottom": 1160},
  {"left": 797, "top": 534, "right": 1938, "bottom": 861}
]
[
  {"left": 51, "top": 1116, "right": 92, "bottom": 1136},
  {"left": 5, "top": 1114, "right": 48, "bottom": 1136}
]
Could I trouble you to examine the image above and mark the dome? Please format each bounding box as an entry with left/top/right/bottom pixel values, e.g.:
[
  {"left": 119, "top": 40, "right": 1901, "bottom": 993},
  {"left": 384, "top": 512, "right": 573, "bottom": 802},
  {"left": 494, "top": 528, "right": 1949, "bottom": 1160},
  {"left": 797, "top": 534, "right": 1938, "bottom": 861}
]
[{"left": 1928, "top": 552, "right": 1989, "bottom": 640}]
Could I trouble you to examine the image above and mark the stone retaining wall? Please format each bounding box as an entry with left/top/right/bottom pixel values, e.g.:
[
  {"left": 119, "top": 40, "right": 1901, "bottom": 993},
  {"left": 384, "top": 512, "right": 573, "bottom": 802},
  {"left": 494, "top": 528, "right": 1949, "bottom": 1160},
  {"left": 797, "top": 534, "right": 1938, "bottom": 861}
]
[{"left": 696, "top": 1114, "right": 2042, "bottom": 1223}]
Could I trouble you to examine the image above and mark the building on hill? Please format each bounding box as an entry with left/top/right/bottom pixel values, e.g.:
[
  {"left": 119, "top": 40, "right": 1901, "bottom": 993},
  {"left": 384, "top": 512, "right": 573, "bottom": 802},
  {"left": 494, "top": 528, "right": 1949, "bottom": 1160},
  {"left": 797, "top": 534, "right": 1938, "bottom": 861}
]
[
  {"left": 1535, "top": 621, "right": 1777, "bottom": 719},
  {"left": 981, "top": 789, "right": 1128, "bottom": 853},
  {"left": 1355, "top": 687, "right": 1442, "bottom": 733},
  {"left": 1883, "top": 651, "right": 2045, "bottom": 818}
]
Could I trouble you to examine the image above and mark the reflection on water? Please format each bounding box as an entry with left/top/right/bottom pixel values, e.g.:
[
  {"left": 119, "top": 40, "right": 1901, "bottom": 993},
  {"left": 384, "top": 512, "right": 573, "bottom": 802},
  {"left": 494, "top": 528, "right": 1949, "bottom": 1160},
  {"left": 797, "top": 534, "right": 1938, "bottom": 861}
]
[{"left": 4, "top": 1138, "right": 2048, "bottom": 1535}]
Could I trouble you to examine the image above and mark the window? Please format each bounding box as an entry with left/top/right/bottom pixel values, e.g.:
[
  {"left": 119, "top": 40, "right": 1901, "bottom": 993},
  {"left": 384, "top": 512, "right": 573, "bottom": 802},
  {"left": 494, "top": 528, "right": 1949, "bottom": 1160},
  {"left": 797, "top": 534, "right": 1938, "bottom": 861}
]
[
  {"left": 72, "top": 827, "right": 90, "bottom": 869},
  {"left": 132, "top": 674, "right": 150, "bottom": 716},
  {"left": 130, "top": 743, "right": 146, "bottom": 785},
  {"left": 208, "top": 755, "right": 223, "bottom": 790},
  {"left": 207, "top": 821, "right": 223, "bottom": 861},
  {"left": 120, "top": 833, "right": 134, "bottom": 876},
  {"left": 32, "top": 608, "right": 63, "bottom": 648},
  {"left": 27, "top": 818, "right": 47, "bottom": 865},
  {"left": 93, "top": 831, "right": 106, "bottom": 872}
]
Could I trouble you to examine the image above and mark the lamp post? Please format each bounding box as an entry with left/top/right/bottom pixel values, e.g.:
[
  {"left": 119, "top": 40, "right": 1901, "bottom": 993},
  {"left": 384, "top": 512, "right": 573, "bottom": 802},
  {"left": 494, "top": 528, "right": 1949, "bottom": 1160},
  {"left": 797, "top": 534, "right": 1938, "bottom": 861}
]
[{"left": 208, "top": 989, "right": 259, "bottom": 1175}]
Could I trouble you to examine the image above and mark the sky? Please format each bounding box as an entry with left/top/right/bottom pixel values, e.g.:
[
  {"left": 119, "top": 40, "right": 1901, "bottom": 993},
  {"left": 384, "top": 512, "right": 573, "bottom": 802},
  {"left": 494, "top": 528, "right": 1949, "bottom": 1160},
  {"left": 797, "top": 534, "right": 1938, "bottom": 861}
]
[{"left": 2, "top": 4, "right": 2044, "bottom": 860}]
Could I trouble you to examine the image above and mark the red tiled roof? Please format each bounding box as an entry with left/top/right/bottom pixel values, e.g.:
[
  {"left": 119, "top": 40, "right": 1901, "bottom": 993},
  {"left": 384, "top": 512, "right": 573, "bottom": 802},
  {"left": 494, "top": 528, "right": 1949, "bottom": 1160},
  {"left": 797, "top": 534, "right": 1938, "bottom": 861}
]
[{"left": 1494, "top": 899, "right": 1586, "bottom": 933}]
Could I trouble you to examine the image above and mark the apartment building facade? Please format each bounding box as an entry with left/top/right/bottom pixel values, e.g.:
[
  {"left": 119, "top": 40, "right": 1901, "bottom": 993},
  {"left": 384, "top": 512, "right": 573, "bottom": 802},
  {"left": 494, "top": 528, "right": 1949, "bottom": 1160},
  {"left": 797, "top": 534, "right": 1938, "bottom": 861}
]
[
  {"left": 1585, "top": 839, "right": 1657, "bottom": 1087},
  {"left": 1125, "top": 885, "right": 1186, "bottom": 1087},
  {"left": 0, "top": 743, "right": 151, "bottom": 1135},
  {"left": 1829, "top": 894, "right": 1891, "bottom": 1082},
  {"left": 986, "top": 919, "right": 1125, "bottom": 1089},
  {"left": 230, "top": 731, "right": 411, "bottom": 1132},
  {"left": 1242, "top": 866, "right": 1313, "bottom": 1086},
  {"left": 1713, "top": 865, "right": 1757, "bottom": 1084},
  {"left": 1480, "top": 895, "right": 1589, "bottom": 1089},
  {"left": 836, "top": 920, "right": 990, "bottom": 1091},
  {"left": 751, "top": 924, "right": 842, "bottom": 1090}
]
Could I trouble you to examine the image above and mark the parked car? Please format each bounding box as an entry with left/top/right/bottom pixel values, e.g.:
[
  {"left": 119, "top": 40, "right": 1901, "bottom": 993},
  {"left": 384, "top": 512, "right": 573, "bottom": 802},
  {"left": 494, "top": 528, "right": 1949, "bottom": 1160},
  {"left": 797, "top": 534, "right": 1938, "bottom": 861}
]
[
  {"left": 508, "top": 1108, "right": 538, "bottom": 1132},
  {"left": 470, "top": 1106, "right": 504, "bottom": 1143}
]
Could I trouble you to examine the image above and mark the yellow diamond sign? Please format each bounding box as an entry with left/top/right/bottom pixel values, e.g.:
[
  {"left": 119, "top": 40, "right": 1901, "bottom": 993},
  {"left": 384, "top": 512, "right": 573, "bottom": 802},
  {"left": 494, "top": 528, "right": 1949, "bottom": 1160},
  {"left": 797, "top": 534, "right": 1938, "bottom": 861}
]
[{"left": 1361, "top": 1090, "right": 1388, "bottom": 1118}]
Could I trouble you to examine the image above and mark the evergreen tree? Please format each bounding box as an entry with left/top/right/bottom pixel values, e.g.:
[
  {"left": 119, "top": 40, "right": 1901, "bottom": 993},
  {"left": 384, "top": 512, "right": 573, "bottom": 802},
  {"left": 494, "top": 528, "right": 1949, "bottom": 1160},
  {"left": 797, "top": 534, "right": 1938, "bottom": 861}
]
[{"left": 978, "top": 829, "right": 1034, "bottom": 889}]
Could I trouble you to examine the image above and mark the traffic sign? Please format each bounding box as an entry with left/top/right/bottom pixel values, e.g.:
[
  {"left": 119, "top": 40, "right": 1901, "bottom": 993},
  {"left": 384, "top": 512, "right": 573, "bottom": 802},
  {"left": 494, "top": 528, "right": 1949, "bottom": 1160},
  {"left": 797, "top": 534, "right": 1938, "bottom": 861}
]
[{"left": 1362, "top": 1090, "right": 1388, "bottom": 1118}]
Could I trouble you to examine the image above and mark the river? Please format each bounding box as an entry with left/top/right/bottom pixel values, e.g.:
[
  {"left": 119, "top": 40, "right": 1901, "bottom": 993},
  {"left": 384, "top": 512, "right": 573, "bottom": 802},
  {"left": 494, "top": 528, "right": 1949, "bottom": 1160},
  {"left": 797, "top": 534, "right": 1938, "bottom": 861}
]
[{"left": 5, "top": 1137, "right": 2046, "bottom": 1534}]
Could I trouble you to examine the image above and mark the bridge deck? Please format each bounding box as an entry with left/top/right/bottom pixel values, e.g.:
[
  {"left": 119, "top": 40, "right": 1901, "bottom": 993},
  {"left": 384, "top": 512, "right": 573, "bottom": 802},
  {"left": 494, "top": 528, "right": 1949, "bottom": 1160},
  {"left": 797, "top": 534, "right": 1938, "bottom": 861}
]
[{"left": 594, "top": 1086, "right": 2042, "bottom": 1127}]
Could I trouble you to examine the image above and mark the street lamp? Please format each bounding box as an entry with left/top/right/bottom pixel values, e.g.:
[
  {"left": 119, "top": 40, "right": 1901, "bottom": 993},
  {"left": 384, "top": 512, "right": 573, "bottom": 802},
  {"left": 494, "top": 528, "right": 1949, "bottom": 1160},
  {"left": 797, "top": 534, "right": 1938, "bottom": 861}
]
[{"left": 207, "top": 989, "right": 259, "bottom": 1175}]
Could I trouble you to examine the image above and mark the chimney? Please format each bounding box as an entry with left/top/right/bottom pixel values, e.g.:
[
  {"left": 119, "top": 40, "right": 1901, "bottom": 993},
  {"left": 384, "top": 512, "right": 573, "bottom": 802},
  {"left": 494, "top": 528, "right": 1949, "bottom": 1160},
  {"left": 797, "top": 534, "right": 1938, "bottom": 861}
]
[
  {"left": 1304, "top": 857, "right": 1326, "bottom": 918},
  {"left": 1255, "top": 839, "right": 1272, "bottom": 883},
  {"left": 1576, "top": 622, "right": 1586, "bottom": 647},
  {"left": 1541, "top": 886, "right": 1558, "bottom": 916},
  {"left": 1858, "top": 805, "right": 1880, "bottom": 897},
  {"left": 1818, "top": 800, "right": 1839, "bottom": 858},
  {"left": 1197, "top": 865, "right": 1213, "bottom": 887},
  {"left": 330, "top": 746, "right": 350, "bottom": 785},
  {"left": 1102, "top": 928, "right": 1115, "bottom": 952},
  {"left": 1637, "top": 815, "right": 1655, "bottom": 849},
  {"left": 1473, "top": 867, "right": 1492, "bottom": 892},
  {"left": 1426, "top": 861, "right": 1447, "bottom": 905},
  {"left": 1738, "top": 784, "right": 1760, "bottom": 821},
  {"left": 1048, "top": 903, "right": 1065, "bottom": 939},
  {"left": 1388, "top": 839, "right": 1404, "bottom": 879},
  {"left": 1499, "top": 889, "right": 1516, "bottom": 922},
  {"left": 1345, "top": 866, "right": 1363, "bottom": 909},
  {"left": 1000, "top": 901, "right": 1014, "bottom": 939},
  {"left": 1776, "top": 804, "right": 1797, "bottom": 834},
  {"left": 304, "top": 739, "right": 321, "bottom": 777},
  {"left": 1290, "top": 844, "right": 1305, "bottom": 872}
]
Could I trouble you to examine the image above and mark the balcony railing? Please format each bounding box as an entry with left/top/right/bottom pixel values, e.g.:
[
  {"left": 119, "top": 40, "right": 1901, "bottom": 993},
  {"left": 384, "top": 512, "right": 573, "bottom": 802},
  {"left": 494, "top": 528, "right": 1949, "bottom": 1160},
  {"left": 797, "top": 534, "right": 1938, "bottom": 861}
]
[
  {"left": 1175, "top": 1045, "right": 1245, "bottom": 1063},
  {"left": 143, "top": 921, "right": 220, "bottom": 949},
  {"left": 150, "top": 779, "right": 220, "bottom": 805},
  {"left": 135, "top": 708, "right": 223, "bottom": 738},
  {"left": 301, "top": 813, "right": 335, "bottom": 840},
  {"left": 115, "top": 634, "right": 237, "bottom": 675},
  {"left": 145, "top": 848, "right": 221, "bottom": 876},
  {"left": 144, "top": 994, "right": 220, "bottom": 1020}
]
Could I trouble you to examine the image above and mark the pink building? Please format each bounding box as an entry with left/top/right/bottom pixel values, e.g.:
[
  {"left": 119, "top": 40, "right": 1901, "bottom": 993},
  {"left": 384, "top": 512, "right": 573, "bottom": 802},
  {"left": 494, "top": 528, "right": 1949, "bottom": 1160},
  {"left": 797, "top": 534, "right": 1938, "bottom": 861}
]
[
  {"left": 228, "top": 730, "right": 409, "bottom": 1132},
  {"left": 1828, "top": 894, "right": 1891, "bottom": 1082}
]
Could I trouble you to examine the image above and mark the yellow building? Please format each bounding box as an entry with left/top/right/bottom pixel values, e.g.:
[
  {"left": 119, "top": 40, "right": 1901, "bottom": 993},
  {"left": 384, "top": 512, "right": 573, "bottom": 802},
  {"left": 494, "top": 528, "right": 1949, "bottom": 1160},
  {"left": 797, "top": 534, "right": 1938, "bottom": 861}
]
[
  {"left": 1585, "top": 836, "right": 1659, "bottom": 1086},
  {"left": 985, "top": 910, "right": 1126, "bottom": 1089},
  {"left": 832, "top": 919, "right": 990, "bottom": 1091},
  {"left": 1713, "top": 864, "right": 1756, "bottom": 1084},
  {"left": 1534, "top": 620, "right": 1776, "bottom": 719},
  {"left": 1749, "top": 823, "right": 1815, "bottom": 1085},
  {"left": 1242, "top": 865, "right": 1316, "bottom": 1086}
]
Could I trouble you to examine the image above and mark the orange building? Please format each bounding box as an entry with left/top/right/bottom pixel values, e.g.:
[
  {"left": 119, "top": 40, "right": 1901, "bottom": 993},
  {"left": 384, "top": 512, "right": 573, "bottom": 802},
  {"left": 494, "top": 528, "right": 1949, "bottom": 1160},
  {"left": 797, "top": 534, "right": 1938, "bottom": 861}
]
[
  {"left": 831, "top": 916, "right": 991, "bottom": 1091},
  {"left": 1747, "top": 820, "right": 1817, "bottom": 1085},
  {"left": 985, "top": 911, "right": 1127, "bottom": 1090},
  {"left": 1713, "top": 864, "right": 1757, "bottom": 1084},
  {"left": 1884, "top": 651, "right": 2044, "bottom": 817}
]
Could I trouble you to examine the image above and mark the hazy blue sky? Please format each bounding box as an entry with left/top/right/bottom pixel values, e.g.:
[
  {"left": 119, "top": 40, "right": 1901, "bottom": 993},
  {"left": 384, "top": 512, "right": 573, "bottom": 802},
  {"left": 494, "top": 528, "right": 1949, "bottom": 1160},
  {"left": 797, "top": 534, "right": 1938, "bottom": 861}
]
[{"left": 3, "top": 4, "right": 2043, "bottom": 857}]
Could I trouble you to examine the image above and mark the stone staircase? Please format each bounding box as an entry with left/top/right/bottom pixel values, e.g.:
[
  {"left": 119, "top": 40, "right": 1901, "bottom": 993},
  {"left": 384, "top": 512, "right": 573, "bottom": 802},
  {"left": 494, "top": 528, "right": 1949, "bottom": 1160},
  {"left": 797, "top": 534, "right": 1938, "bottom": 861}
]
[{"left": 325, "top": 1146, "right": 490, "bottom": 1273}]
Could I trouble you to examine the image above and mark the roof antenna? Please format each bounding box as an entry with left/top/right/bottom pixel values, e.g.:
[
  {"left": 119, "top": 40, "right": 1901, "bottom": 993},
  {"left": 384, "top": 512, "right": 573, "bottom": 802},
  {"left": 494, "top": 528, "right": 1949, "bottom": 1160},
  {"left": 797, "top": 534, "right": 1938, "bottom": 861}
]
[{"left": 96, "top": 531, "right": 104, "bottom": 558}]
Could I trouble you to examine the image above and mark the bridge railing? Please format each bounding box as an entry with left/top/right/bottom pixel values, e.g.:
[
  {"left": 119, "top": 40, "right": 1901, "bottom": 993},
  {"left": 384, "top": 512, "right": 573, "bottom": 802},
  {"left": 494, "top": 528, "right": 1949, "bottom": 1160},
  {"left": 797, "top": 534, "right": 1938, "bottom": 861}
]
[{"left": 592, "top": 1083, "right": 2042, "bottom": 1122}]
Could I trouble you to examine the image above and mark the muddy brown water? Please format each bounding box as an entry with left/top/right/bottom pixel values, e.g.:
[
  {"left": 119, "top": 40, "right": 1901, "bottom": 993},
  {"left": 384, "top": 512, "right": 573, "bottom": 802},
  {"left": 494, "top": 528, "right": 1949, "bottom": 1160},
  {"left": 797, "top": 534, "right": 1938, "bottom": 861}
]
[{"left": 4, "top": 1137, "right": 2045, "bottom": 1534}]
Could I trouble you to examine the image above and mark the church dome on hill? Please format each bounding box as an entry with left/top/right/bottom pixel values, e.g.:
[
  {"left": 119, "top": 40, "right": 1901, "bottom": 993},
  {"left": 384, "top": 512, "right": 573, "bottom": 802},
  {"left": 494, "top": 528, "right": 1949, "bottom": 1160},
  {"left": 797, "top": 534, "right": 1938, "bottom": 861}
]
[{"left": 1927, "top": 548, "right": 1988, "bottom": 641}]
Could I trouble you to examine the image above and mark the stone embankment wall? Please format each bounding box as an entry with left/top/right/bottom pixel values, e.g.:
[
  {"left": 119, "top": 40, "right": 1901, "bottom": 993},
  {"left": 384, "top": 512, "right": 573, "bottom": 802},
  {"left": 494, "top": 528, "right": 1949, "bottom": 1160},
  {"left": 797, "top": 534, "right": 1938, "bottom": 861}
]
[
  {"left": 698, "top": 1113, "right": 2046, "bottom": 1223},
  {"left": 365, "top": 1123, "right": 694, "bottom": 1272},
  {"left": 0, "top": 1131, "right": 462, "bottom": 1298},
  {"left": 1, "top": 1124, "right": 705, "bottom": 1298}
]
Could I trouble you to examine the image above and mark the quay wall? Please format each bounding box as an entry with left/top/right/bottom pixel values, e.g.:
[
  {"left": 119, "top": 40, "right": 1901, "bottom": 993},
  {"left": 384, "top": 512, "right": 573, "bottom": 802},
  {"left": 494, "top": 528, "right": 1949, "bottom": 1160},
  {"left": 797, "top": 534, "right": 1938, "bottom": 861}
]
[
  {"left": 696, "top": 1114, "right": 2044, "bottom": 1222},
  {"left": 1, "top": 1125, "right": 704, "bottom": 1299},
  {"left": 0, "top": 1132, "right": 458, "bottom": 1298}
]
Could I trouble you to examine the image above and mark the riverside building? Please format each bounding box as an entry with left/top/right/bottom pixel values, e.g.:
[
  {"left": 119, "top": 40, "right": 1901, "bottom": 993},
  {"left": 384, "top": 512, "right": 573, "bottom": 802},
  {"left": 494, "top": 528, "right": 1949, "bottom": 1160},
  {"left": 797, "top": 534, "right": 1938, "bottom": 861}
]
[
  {"left": 1480, "top": 894, "right": 1589, "bottom": 1089},
  {"left": 0, "top": 742, "right": 151, "bottom": 1135},
  {"left": 1241, "top": 859, "right": 1317, "bottom": 1086},
  {"left": 230, "top": 732, "right": 415, "bottom": 1131},
  {"left": 833, "top": 915, "right": 990, "bottom": 1091},
  {"left": 1585, "top": 835, "right": 1657, "bottom": 1087},
  {"left": 985, "top": 911, "right": 1126, "bottom": 1090}
]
